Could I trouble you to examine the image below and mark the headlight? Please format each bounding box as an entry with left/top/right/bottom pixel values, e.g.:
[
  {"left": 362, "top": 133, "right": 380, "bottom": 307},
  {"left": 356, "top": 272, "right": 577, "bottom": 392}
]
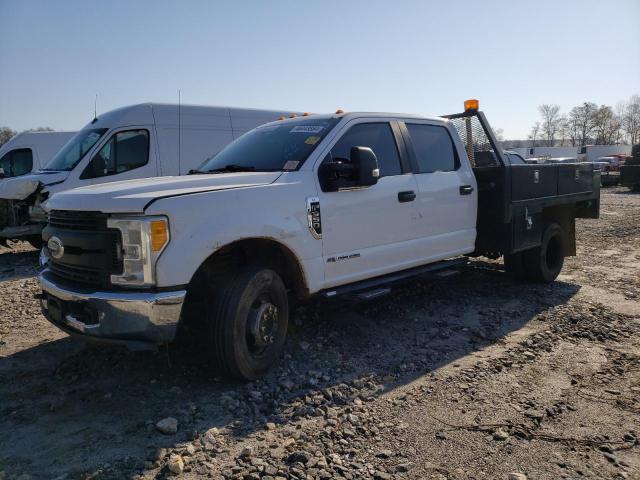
[{"left": 107, "top": 216, "right": 170, "bottom": 287}]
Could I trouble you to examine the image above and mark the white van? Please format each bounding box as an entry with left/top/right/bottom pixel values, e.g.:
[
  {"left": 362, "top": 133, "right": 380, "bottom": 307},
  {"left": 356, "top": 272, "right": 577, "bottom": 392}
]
[
  {"left": 0, "top": 131, "right": 76, "bottom": 179},
  {"left": 0, "top": 103, "right": 296, "bottom": 245}
]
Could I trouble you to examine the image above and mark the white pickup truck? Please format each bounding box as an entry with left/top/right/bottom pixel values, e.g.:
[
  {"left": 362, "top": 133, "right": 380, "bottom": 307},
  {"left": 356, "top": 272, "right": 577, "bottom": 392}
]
[{"left": 38, "top": 101, "right": 600, "bottom": 380}]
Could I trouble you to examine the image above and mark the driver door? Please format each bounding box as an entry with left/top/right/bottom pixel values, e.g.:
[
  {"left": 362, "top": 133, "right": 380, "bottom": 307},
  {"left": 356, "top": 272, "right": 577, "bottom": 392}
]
[{"left": 317, "top": 120, "right": 421, "bottom": 288}]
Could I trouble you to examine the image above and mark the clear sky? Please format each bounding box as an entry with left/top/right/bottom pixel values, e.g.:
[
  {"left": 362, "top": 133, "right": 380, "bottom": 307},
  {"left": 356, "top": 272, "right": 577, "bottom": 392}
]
[{"left": 1, "top": 0, "right": 638, "bottom": 139}]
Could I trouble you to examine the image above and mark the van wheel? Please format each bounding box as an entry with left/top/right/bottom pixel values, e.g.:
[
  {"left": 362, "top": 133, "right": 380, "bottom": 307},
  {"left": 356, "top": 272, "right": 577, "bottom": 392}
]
[
  {"left": 523, "top": 223, "right": 564, "bottom": 283},
  {"left": 206, "top": 267, "right": 288, "bottom": 380},
  {"left": 504, "top": 251, "right": 526, "bottom": 279}
]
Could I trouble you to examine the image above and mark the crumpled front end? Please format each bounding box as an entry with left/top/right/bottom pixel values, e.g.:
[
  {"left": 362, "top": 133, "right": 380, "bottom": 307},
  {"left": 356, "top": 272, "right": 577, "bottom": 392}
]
[{"left": 0, "top": 186, "right": 46, "bottom": 244}]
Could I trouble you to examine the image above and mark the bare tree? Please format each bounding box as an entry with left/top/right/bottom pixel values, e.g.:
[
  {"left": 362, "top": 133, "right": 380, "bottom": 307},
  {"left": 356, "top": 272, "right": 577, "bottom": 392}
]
[
  {"left": 566, "top": 114, "right": 580, "bottom": 147},
  {"left": 528, "top": 122, "right": 540, "bottom": 148},
  {"left": 568, "top": 102, "right": 597, "bottom": 147},
  {"left": 556, "top": 115, "right": 569, "bottom": 146},
  {"left": 0, "top": 127, "right": 17, "bottom": 148},
  {"left": 24, "top": 127, "right": 54, "bottom": 133},
  {"left": 539, "top": 104, "right": 561, "bottom": 146},
  {"left": 592, "top": 105, "right": 621, "bottom": 145},
  {"left": 621, "top": 94, "right": 640, "bottom": 145}
]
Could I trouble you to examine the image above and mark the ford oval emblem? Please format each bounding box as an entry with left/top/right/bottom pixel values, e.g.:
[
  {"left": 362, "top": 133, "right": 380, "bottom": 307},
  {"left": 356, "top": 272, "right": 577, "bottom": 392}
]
[{"left": 47, "top": 236, "right": 64, "bottom": 260}]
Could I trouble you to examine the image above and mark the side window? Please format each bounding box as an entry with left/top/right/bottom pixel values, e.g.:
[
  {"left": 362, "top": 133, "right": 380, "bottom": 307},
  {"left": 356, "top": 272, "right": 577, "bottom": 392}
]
[
  {"left": 406, "top": 124, "right": 457, "bottom": 173},
  {"left": 0, "top": 152, "right": 11, "bottom": 176},
  {"left": 81, "top": 130, "right": 149, "bottom": 179},
  {"left": 508, "top": 153, "right": 526, "bottom": 165},
  {"left": 0, "top": 149, "right": 33, "bottom": 178},
  {"left": 329, "top": 123, "right": 402, "bottom": 177}
]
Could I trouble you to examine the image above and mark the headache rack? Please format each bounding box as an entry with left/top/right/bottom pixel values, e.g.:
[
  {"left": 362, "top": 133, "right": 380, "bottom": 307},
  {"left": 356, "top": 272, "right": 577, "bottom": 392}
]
[{"left": 442, "top": 104, "right": 600, "bottom": 257}]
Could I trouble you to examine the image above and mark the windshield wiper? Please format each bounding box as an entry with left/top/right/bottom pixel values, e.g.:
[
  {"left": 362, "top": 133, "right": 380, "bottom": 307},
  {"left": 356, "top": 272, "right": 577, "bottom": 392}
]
[{"left": 206, "top": 164, "right": 256, "bottom": 173}]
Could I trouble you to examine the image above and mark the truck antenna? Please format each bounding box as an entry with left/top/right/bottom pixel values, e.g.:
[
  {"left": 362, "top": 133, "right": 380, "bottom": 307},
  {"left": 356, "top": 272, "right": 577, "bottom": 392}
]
[
  {"left": 178, "top": 89, "right": 181, "bottom": 174},
  {"left": 94, "top": 94, "right": 98, "bottom": 120}
]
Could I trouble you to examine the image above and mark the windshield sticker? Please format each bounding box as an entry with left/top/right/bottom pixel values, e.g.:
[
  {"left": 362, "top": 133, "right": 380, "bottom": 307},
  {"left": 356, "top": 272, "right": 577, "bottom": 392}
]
[
  {"left": 290, "top": 125, "right": 324, "bottom": 134},
  {"left": 283, "top": 160, "right": 300, "bottom": 170},
  {"left": 305, "top": 136, "right": 320, "bottom": 145}
]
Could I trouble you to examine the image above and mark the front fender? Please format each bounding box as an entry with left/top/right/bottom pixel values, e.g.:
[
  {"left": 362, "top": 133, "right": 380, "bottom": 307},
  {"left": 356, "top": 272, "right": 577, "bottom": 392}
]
[{"left": 146, "top": 178, "right": 324, "bottom": 293}]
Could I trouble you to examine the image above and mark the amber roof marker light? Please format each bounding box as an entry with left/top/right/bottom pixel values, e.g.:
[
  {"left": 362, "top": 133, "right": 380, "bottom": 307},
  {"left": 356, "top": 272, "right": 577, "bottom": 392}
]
[{"left": 464, "top": 99, "right": 479, "bottom": 112}]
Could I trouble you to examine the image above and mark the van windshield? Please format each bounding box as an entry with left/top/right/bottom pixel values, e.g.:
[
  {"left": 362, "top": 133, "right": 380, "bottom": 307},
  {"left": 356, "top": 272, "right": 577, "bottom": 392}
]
[
  {"left": 195, "top": 118, "right": 337, "bottom": 173},
  {"left": 42, "top": 128, "right": 108, "bottom": 171}
]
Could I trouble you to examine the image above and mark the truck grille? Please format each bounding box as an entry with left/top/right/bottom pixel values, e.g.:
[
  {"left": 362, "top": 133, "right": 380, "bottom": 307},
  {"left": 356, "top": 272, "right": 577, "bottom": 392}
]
[
  {"left": 48, "top": 263, "right": 103, "bottom": 285},
  {"left": 48, "top": 210, "right": 107, "bottom": 230},
  {"left": 45, "top": 210, "right": 122, "bottom": 288}
]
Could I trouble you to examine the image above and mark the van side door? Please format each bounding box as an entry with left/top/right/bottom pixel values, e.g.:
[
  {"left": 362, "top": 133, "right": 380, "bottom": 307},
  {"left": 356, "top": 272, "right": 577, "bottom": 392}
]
[
  {"left": 400, "top": 121, "right": 477, "bottom": 260},
  {"left": 315, "top": 119, "right": 422, "bottom": 288},
  {"left": 79, "top": 127, "right": 158, "bottom": 185}
]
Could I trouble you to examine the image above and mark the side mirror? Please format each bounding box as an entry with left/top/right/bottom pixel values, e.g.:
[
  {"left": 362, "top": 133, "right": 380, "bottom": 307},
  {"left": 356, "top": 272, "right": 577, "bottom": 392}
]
[
  {"left": 81, "top": 156, "right": 107, "bottom": 180},
  {"left": 350, "top": 146, "right": 379, "bottom": 187},
  {"left": 319, "top": 146, "right": 379, "bottom": 192}
]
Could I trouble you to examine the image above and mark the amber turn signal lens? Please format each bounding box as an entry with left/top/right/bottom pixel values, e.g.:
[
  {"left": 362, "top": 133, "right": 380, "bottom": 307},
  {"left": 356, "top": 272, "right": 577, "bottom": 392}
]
[
  {"left": 335, "top": 109, "right": 344, "bottom": 114},
  {"left": 150, "top": 220, "right": 169, "bottom": 252},
  {"left": 464, "top": 99, "right": 479, "bottom": 111}
]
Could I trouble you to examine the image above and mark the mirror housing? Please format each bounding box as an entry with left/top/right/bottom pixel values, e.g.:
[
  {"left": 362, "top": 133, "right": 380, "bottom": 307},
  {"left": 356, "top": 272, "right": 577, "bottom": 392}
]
[
  {"left": 350, "top": 146, "right": 379, "bottom": 187},
  {"left": 319, "top": 146, "right": 379, "bottom": 192}
]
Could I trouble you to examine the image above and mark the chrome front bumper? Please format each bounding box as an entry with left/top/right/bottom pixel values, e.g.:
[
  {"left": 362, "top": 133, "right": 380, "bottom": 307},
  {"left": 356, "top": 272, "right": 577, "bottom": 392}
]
[{"left": 38, "top": 269, "right": 186, "bottom": 350}]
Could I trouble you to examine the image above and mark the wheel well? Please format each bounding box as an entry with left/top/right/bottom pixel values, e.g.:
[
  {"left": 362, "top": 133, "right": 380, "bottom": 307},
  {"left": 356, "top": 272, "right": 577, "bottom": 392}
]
[
  {"left": 542, "top": 205, "right": 576, "bottom": 256},
  {"left": 191, "top": 238, "right": 309, "bottom": 299}
]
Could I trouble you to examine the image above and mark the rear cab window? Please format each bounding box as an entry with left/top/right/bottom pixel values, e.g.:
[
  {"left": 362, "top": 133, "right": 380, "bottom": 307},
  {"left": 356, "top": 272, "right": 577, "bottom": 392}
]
[
  {"left": 0, "top": 148, "right": 33, "bottom": 178},
  {"left": 404, "top": 123, "right": 459, "bottom": 173}
]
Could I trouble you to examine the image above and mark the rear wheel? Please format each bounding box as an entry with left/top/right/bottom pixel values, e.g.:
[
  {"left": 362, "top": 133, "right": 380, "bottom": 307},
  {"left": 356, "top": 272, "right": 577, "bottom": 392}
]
[
  {"left": 523, "top": 223, "right": 564, "bottom": 283},
  {"left": 206, "top": 267, "right": 288, "bottom": 380}
]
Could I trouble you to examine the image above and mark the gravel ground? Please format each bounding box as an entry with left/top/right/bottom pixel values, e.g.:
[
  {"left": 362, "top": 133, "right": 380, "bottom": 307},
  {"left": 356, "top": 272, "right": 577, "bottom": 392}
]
[{"left": 0, "top": 187, "right": 639, "bottom": 480}]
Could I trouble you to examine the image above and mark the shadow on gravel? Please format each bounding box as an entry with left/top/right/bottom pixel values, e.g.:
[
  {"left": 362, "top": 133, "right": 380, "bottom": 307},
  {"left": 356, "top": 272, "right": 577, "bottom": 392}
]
[
  {"left": 0, "top": 259, "right": 581, "bottom": 478},
  {"left": 0, "top": 248, "right": 39, "bottom": 282}
]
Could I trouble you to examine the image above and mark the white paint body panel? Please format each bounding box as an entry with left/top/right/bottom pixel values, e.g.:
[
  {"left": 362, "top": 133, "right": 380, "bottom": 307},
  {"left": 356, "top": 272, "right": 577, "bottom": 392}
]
[
  {"left": 47, "top": 112, "right": 479, "bottom": 294},
  {"left": 0, "top": 131, "right": 76, "bottom": 171}
]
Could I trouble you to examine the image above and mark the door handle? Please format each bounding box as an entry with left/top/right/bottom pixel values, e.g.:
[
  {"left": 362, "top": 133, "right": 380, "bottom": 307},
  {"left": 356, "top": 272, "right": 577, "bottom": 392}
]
[
  {"left": 459, "top": 185, "right": 474, "bottom": 195},
  {"left": 398, "top": 191, "right": 416, "bottom": 203}
]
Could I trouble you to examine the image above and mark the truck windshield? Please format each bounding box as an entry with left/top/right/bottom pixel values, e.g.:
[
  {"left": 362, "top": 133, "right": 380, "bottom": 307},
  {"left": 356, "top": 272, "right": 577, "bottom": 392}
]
[
  {"left": 42, "top": 128, "right": 108, "bottom": 171},
  {"left": 196, "top": 118, "right": 337, "bottom": 173}
]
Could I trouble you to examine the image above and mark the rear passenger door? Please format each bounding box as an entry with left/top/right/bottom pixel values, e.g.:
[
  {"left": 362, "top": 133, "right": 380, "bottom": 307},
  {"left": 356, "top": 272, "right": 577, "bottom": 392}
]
[
  {"left": 401, "top": 122, "right": 477, "bottom": 260},
  {"left": 317, "top": 120, "right": 422, "bottom": 288}
]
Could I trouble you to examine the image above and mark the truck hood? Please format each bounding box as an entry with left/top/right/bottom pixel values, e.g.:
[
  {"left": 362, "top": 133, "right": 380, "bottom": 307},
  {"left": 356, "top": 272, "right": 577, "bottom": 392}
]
[
  {"left": 46, "top": 172, "right": 283, "bottom": 213},
  {"left": 0, "top": 170, "right": 69, "bottom": 200}
]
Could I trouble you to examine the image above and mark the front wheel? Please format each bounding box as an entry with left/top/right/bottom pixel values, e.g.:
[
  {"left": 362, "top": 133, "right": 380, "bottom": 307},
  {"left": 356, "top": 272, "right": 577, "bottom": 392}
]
[
  {"left": 206, "top": 267, "right": 288, "bottom": 380},
  {"left": 523, "top": 223, "right": 565, "bottom": 283}
]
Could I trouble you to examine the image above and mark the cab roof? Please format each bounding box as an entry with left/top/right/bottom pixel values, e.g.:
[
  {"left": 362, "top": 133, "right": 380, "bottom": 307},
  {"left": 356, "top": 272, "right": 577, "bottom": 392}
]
[{"left": 262, "top": 111, "right": 446, "bottom": 128}]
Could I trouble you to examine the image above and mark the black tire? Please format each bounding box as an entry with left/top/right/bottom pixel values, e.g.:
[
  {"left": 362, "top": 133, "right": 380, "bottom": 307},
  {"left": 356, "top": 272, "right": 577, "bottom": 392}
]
[
  {"left": 206, "top": 267, "right": 288, "bottom": 380},
  {"left": 523, "top": 223, "right": 564, "bottom": 283},
  {"left": 504, "top": 251, "right": 526, "bottom": 280}
]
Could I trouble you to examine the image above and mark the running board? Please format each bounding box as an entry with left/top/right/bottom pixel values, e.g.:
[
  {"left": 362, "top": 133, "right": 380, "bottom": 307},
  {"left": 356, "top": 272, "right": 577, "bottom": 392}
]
[{"left": 321, "top": 257, "right": 467, "bottom": 299}]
